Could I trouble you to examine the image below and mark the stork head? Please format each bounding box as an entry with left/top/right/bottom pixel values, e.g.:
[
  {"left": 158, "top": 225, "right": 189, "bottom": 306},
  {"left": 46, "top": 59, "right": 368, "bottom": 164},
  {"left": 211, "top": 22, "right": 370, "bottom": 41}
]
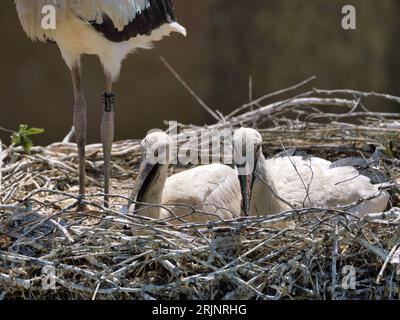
[
  {"left": 233, "top": 128, "right": 263, "bottom": 216},
  {"left": 141, "top": 131, "right": 171, "bottom": 163},
  {"left": 133, "top": 131, "right": 172, "bottom": 205}
]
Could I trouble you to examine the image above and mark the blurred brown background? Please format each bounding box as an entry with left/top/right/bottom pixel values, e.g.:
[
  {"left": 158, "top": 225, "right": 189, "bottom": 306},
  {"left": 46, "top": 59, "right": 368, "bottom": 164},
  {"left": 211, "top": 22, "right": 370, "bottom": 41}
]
[{"left": 1, "top": 0, "right": 400, "bottom": 145}]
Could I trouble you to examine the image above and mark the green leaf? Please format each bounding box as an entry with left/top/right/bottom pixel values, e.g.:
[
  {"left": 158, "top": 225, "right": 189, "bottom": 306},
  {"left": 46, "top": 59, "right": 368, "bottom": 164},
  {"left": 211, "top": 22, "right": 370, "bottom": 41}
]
[
  {"left": 21, "top": 138, "right": 33, "bottom": 154},
  {"left": 26, "top": 127, "right": 45, "bottom": 136},
  {"left": 10, "top": 124, "right": 45, "bottom": 154}
]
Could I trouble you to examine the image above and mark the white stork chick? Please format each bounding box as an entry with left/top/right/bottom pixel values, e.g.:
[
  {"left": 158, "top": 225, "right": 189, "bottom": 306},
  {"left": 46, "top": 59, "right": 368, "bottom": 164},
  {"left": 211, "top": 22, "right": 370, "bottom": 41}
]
[
  {"left": 15, "top": 0, "right": 186, "bottom": 209},
  {"left": 234, "top": 128, "right": 390, "bottom": 217},
  {"left": 126, "top": 132, "right": 243, "bottom": 223}
]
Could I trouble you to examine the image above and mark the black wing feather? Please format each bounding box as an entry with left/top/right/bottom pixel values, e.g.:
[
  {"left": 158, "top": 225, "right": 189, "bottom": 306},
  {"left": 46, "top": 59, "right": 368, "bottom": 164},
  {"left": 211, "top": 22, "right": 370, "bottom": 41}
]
[{"left": 90, "top": 0, "right": 177, "bottom": 43}]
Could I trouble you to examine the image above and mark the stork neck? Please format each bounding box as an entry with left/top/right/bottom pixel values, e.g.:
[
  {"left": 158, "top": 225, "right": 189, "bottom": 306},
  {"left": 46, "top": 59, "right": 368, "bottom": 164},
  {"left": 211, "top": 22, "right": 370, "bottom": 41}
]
[
  {"left": 138, "top": 164, "right": 169, "bottom": 219},
  {"left": 252, "top": 153, "right": 290, "bottom": 215}
]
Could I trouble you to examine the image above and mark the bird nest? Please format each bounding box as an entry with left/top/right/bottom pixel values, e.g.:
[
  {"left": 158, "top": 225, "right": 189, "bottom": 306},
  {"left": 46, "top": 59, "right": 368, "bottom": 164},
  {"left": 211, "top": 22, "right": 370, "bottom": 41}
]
[{"left": 0, "top": 81, "right": 399, "bottom": 300}]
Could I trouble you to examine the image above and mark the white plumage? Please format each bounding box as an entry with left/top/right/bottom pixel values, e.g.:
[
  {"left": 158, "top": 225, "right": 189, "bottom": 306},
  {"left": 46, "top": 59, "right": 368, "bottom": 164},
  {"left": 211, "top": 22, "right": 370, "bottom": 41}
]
[
  {"left": 16, "top": 1, "right": 158, "bottom": 44},
  {"left": 265, "top": 156, "right": 389, "bottom": 215},
  {"left": 234, "top": 128, "right": 390, "bottom": 217},
  {"left": 16, "top": 0, "right": 180, "bottom": 35},
  {"left": 15, "top": 0, "right": 186, "bottom": 80},
  {"left": 161, "top": 164, "right": 241, "bottom": 222},
  {"left": 127, "top": 132, "right": 242, "bottom": 223}
]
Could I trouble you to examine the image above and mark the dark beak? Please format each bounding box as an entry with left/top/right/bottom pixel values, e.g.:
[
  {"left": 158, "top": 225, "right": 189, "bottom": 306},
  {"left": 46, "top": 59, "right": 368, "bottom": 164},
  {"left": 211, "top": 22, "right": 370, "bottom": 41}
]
[
  {"left": 237, "top": 147, "right": 260, "bottom": 216},
  {"left": 125, "top": 158, "right": 159, "bottom": 212},
  {"left": 239, "top": 172, "right": 256, "bottom": 216}
]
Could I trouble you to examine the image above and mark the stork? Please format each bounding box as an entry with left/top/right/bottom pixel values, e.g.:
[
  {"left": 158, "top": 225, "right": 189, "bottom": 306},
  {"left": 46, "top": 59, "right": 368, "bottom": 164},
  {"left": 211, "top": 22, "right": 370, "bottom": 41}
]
[
  {"left": 125, "top": 132, "right": 243, "bottom": 223},
  {"left": 15, "top": 0, "right": 186, "bottom": 209},
  {"left": 234, "top": 128, "right": 390, "bottom": 217}
]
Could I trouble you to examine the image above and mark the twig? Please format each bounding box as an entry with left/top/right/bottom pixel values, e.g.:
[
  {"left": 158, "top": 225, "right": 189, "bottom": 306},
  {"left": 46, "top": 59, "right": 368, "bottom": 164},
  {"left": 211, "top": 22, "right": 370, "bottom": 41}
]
[
  {"left": 160, "top": 56, "right": 221, "bottom": 121},
  {"left": 376, "top": 244, "right": 400, "bottom": 284},
  {"left": 62, "top": 127, "right": 75, "bottom": 144},
  {"left": 331, "top": 220, "right": 339, "bottom": 300}
]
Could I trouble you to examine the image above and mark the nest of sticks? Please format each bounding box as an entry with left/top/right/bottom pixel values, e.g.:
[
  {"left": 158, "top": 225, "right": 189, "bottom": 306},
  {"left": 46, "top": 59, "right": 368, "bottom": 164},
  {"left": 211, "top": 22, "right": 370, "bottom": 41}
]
[{"left": 0, "top": 79, "right": 399, "bottom": 300}]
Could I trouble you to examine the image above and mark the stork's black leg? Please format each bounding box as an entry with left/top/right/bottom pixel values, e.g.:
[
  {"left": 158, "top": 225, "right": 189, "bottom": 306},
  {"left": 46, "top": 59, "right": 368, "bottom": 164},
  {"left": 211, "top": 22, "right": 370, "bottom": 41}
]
[
  {"left": 101, "top": 76, "right": 115, "bottom": 208},
  {"left": 71, "top": 65, "right": 87, "bottom": 211}
]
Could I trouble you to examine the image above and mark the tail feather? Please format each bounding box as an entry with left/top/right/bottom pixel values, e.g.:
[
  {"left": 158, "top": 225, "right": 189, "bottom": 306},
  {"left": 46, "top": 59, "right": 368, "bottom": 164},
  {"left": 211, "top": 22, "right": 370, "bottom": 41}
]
[{"left": 169, "top": 22, "right": 187, "bottom": 36}]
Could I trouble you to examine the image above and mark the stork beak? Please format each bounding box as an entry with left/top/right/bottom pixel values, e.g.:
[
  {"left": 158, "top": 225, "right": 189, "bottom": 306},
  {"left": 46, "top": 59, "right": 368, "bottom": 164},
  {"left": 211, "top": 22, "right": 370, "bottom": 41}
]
[
  {"left": 127, "top": 158, "right": 159, "bottom": 212},
  {"left": 239, "top": 174, "right": 252, "bottom": 216},
  {"left": 237, "top": 149, "right": 260, "bottom": 216},
  {"left": 239, "top": 172, "right": 256, "bottom": 216}
]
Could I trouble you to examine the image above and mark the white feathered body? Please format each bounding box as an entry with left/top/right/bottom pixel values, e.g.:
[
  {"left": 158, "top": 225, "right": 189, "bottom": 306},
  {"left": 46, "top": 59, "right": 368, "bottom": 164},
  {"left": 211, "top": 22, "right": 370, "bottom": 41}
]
[
  {"left": 252, "top": 155, "right": 389, "bottom": 217},
  {"left": 15, "top": 0, "right": 186, "bottom": 80},
  {"left": 132, "top": 163, "right": 241, "bottom": 223},
  {"left": 161, "top": 164, "right": 241, "bottom": 223}
]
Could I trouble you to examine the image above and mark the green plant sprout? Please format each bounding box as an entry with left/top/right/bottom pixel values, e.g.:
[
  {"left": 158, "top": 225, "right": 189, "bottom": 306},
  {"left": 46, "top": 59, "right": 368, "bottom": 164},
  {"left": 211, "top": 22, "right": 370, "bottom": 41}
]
[{"left": 11, "top": 124, "right": 44, "bottom": 153}]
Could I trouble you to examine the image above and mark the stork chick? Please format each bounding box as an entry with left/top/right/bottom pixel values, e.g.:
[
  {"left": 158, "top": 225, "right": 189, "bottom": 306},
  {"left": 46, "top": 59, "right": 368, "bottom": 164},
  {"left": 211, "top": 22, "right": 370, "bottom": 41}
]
[
  {"left": 125, "top": 132, "right": 243, "bottom": 223},
  {"left": 234, "top": 128, "right": 390, "bottom": 217}
]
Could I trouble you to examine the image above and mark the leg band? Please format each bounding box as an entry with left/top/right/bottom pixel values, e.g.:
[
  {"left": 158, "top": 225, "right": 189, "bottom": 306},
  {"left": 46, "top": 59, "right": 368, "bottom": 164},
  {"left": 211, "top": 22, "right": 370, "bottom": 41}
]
[{"left": 102, "top": 92, "right": 116, "bottom": 112}]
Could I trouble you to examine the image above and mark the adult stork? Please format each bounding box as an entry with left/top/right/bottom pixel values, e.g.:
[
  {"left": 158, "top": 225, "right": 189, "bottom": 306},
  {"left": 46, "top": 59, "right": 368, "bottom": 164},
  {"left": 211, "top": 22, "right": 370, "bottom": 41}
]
[
  {"left": 124, "top": 132, "right": 243, "bottom": 223},
  {"left": 15, "top": 0, "right": 186, "bottom": 209},
  {"left": 234, "top": 128, "right": 390, "bottom": 217}
]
